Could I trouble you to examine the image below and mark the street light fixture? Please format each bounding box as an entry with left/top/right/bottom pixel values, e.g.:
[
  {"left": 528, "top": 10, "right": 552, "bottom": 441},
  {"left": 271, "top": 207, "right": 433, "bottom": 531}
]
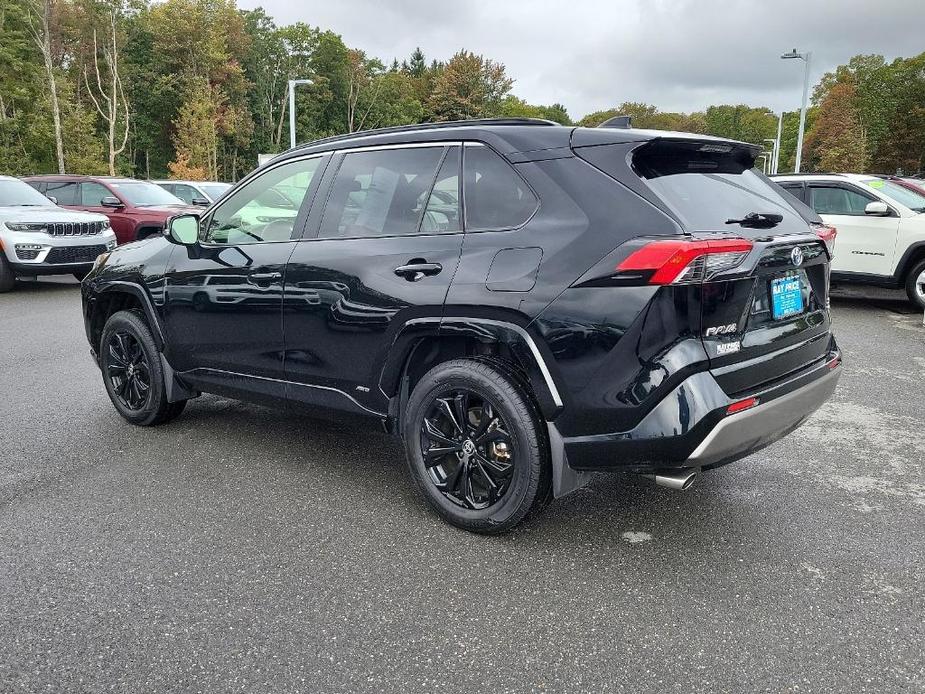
[
  {"left": 781, "top": 48, "right": 812, "bottom": 173},
  {"left": 288, "top": 79, "right": 313, "bottom": 150}
]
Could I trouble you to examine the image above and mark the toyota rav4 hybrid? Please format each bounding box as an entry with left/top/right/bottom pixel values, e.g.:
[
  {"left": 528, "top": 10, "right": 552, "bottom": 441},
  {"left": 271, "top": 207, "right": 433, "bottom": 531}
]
[
  {"left": 0, "top": 175, "right": 115, "bottom": 292},
  {"left": 81, "top": 119, "right": 842, "bottom": 533},
  {"left": 25, "top": 175, "right": 201, "bottom": 245},
  {"left": 774, "top": 173, "right": 925, "bottom": 308}
]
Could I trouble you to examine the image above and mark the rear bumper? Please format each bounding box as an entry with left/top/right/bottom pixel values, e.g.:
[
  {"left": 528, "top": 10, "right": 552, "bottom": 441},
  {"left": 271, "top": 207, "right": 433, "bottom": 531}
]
[{"left": 560, "top": 347, "right": 841, "bottom": 472}]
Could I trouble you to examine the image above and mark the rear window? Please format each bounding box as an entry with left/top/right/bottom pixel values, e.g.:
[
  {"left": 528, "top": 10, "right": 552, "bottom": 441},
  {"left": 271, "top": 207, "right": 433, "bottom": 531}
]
[{"left": 633, "top": 140, "right": 809, "bottom": 233}]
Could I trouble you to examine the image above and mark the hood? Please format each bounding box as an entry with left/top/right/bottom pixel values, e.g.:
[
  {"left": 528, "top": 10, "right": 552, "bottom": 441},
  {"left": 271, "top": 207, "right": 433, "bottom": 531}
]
[{"left": 0, "top": 206, "right": 109, "bottom": 224}]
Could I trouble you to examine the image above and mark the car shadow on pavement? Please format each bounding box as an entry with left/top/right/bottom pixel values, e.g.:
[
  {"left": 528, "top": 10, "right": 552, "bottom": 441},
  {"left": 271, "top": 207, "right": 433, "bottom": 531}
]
[{"left": 11, "top": 277, "right": 82, "bottom": 294}]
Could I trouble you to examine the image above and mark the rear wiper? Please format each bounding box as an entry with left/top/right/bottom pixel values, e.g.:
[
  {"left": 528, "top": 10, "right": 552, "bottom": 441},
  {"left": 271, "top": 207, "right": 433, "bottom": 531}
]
[{"left": 725, "top": 212, "right": 783, "bottom": 228}]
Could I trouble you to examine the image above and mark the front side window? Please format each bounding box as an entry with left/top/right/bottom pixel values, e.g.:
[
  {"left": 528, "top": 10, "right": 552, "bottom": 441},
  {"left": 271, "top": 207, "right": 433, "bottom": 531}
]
[
  {"left": 80, "top": 182, "right": 111, "bottom": 206},
  {"left": 45, "top": 181, "right": 78, "bottom": 205},
  {"left": 318, "top": 147, "right": 444, "bottom": 239},
  {"left": 206, "top": 156, "right": 322, "bottom": 245},
  {"left": 464, "top": 145, "right": 537, "bottom": 231},
  {"left": 172, "top": 184, "right": 198, "bottom": 204},
  {"left": 810, "top": 186, "right": 872, "bottom": 216}
]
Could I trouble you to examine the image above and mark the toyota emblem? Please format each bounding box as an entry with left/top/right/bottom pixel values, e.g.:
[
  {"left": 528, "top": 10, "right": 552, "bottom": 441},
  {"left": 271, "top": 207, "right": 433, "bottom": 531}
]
[{"left": 791, "top": 246, "right": 804, "bottom": 266}]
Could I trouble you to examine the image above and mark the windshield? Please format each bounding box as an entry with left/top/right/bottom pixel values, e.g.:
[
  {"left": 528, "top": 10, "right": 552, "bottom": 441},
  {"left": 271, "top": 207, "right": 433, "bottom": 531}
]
[
  {"left": 633, "top": 140, "right": 810, "bottom": 235},
  {"left": 199, "top": 183, "right": 231, "bottom": 200},
  {"left": 110, "top": 181, "right": 184, "bottom": 206},
  {"left": 0, "top": 179, "right": 56, "bottom": 207},
  {"left": 862, "top": 179, "right": 925, "bottom": 212}
]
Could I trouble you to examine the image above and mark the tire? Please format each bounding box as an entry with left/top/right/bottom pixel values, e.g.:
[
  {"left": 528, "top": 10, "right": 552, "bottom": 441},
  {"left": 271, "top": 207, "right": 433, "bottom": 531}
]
[
  {"left": 99, "top": 310, "right": 187, "bottom": 426},
  {"left": 0, "top": 253, "right": 15, "bottom": 293},
  {"left": 903, "top": 258, "right": 925, "bottom": 311},
  {"left": 73, "top": 270, "right": 89, "bottom": 282},
  {"left": 402, "top": 358, "right": 551, "bottom": 534}
]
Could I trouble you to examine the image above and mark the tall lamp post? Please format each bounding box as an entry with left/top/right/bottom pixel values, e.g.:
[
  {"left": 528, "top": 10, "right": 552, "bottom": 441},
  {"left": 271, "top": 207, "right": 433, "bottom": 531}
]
[
  {"left": 288, "top": 79, "right": 313, "bottom": 149},
  {"left": 781, "top": 49, "right": 812, "bottom": 173}
]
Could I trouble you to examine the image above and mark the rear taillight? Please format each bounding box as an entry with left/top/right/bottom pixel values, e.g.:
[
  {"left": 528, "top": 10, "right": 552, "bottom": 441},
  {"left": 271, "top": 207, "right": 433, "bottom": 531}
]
[
  {"left": 812, "top": 223, "right": 837, "bottom": 256},
  {"left": 616, "top": 238, "right": 753, "bottom": 285}
]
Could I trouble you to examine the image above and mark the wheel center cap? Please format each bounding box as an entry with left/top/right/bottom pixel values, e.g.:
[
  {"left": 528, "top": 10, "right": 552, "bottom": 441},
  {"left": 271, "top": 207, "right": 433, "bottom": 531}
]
[
  {"left": 127, "top": 364, "right": 135, "bottom": 376},
  {"left": 462, "top": 440, "right": 475, "bottom": 456}
]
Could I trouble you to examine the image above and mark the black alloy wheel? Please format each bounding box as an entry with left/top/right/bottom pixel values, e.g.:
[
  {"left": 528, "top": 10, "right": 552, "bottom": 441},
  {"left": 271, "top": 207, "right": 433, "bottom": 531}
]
[
  {"left": 403, "top": 359, "right": 552, "bottom": 534},
  {"left": 106, "top": 330, "right": 151, "bottom": 411},
  {"left": 99, "top": 310, "right": 188, "bottom": 426},
  {"left": 420, "top": 389, "right": 515, "bottom": 510}
]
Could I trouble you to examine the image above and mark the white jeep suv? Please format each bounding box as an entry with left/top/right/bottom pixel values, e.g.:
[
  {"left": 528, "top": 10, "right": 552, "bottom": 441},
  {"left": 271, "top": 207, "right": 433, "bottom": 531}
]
[
  {"left": 0, "top": 175, "right": 116, "bottom": 292},
  {"left": 773, "top": 173, "right": 925, "bottom": 308}
]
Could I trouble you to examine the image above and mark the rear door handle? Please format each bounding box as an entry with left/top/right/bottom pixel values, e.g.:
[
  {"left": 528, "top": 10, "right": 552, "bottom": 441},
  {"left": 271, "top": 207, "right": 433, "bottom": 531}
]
[
  {"left": 249, "top": 271, "right": 282, "bottom": 284},
  {"left": 394, "top": 262, "right": 442, "bottom": 282}
]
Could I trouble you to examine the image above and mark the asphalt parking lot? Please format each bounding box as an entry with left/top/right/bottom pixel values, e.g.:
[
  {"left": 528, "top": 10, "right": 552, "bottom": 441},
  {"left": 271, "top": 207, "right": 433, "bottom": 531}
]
[{"left": 1, "top": 278, "right": 923, "bottom": 693}]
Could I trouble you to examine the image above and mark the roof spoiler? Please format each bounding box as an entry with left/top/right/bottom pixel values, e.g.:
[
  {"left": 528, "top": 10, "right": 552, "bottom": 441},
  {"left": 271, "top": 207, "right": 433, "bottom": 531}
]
[{"left": 598, "top": 116, "right": 632, "bottom": 129}]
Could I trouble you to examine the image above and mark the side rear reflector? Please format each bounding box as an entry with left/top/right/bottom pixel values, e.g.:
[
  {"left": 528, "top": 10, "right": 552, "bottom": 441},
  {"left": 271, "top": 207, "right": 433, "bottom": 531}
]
[
  {"left": 726, "top": 397, "right": 759, "bottom": 415},
  {"left": 617, "top": 238, "right": 753, "bottom": 285}
]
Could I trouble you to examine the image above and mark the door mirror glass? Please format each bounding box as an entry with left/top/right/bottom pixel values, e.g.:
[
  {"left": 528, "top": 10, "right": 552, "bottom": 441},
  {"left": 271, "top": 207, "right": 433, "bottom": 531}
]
[
  {"left": 166, "top": 214, "right": 200, "bottom": 245},
  {"left": 101, "top": 195, "right": 123, "bottom": 208},
  {"left": 865, "top": 201, "right": 890, "bottom": 216}
]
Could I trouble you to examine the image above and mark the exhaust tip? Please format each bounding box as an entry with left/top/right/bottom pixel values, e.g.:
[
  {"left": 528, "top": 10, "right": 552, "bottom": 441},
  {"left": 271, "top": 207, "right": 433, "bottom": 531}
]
[{"left": 646, "top": 469, "right": 699, "bottom": 491}]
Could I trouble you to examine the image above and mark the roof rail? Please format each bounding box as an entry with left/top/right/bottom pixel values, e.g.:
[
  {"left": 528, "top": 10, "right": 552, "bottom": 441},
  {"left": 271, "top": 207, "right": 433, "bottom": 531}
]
[
  {"left": 598, "top": 115, "right": 632, "bottom": 129},
  {"left": 285, "top": 118, "right": 559, "bottom": 154}
]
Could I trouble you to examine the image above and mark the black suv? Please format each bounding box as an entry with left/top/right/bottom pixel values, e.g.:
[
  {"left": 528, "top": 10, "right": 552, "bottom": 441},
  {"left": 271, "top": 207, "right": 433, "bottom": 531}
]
[{"left": 82, "top": 118, "right": 842, "bottom": 533}]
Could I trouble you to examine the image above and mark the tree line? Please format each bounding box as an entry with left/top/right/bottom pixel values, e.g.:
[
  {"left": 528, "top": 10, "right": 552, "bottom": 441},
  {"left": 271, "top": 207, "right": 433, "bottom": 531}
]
[{"left": 2, "top": 0, "right": 923, "bottom": 182}]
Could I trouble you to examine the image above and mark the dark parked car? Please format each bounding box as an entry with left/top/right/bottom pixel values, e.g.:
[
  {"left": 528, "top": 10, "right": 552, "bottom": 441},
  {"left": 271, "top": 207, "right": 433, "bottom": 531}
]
[
  {"left": 25, "top": 175, "right": 201, "bottom": 245},
  {"left": 80, "top": 118, "right": 842, "bottom": 533}
]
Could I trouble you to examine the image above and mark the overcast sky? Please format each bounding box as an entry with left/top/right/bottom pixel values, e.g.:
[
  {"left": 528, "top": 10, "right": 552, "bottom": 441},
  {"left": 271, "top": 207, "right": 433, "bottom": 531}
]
[{"left": 238, "top": 0, "right": 925, "bottom": 119}]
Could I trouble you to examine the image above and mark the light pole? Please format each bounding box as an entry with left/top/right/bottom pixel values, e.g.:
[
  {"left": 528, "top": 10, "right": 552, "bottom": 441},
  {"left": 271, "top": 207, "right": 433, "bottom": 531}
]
[
  {"left": 781, "top": 49, "right": 812, "bottom": 173},
  {"left": 772, "top": 111, "right": 783, "bottom": 174},
  {"left": 288, "top": 79, "right": 313, "bottom": 150},
  {"left": 763, "top": 139, "right": 777, "bottom": 174}
]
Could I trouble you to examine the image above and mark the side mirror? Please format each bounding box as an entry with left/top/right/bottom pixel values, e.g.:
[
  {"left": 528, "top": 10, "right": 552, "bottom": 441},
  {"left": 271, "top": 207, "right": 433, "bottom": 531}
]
[
  {"left": 164, "top": 214, "right": 200, "bottom": 246},
  {"left": 101, "top": 196, "right": 124, "bottom": 208},
  {"left": 865, "top": 201, "right": 891, "bottom": 216},
  {"left": 192, "top": 197, "right": 210, "bottom": 207}
]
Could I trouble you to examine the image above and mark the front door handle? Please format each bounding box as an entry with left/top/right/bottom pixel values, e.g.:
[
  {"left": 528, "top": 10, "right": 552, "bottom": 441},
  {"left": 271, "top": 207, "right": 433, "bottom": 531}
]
[
  {"left": 394, "top": 261, "right": 442, "bottom": 282},
  {"left": 249, "top": 271, "right": 282, "bottom": 285}
]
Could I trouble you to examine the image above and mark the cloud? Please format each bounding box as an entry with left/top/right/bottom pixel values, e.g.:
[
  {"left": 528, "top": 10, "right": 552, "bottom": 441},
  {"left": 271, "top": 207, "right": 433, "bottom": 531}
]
[{"left": 238, "top": 0, "right": 925, "bottom": 118}]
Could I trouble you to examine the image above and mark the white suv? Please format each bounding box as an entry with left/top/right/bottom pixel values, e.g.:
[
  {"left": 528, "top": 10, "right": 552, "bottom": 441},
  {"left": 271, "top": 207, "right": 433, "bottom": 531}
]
[
  {"left": 0, "top": 175, "right": 116, "bottom": 292},
  {"left": 773, "top": 173, "right": 925, "bottom": 308}
]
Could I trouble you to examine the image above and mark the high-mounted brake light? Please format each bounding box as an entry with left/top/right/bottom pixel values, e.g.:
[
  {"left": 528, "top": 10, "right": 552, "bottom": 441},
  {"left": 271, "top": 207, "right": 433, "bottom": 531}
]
[
  {"left": 616, "top": 238, "right": 753, "bottom": 285},
  {"left": 811, "top": 222, "right": 837, "bottom": 256}
]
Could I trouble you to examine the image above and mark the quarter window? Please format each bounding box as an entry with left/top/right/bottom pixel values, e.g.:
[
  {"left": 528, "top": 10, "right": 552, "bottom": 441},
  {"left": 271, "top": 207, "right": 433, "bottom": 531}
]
[
  {"left": 809, "top": 186, "right": 872, "bottom": 216},
  {"left": 318, "top": 147, "right": 444, "bottom": 239},
  {"left": 464, "top": 145, "right": 537, "bottom": 231},
  {"left": 206, "top": 156, "right": 323, "bottom": 245}
]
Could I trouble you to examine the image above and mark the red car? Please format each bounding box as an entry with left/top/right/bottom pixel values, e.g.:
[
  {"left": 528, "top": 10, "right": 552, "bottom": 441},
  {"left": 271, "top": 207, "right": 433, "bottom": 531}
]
[{"left": 25, "top": 175, "right": 201, "bottom": 245}]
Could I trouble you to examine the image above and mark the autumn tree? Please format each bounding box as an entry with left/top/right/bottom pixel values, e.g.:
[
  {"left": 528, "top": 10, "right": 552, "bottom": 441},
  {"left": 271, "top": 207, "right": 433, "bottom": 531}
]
[
  {"left": 427, "top": 51, "right": 513, "bottom": 121},
  {"left": 803, "top": 81, "right": 868, "bottom": 172}
]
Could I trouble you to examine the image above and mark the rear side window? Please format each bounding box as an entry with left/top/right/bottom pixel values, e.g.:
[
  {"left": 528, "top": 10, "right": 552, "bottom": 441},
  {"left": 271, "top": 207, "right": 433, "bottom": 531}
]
[
  {"left": 45, "top": 181, "right": 78, "bottom": 205},
  {"left": 318, "top": 147, "right": 444, "bottom": 239},
  {"left": 464, "top": 145, "right": 537, "bottom": 231},
  {"left": 632, "top": 140, "right": 808, "bottom": 233},
  {"left": 809, "top": 186, "right": 872, "bottom": 216}
]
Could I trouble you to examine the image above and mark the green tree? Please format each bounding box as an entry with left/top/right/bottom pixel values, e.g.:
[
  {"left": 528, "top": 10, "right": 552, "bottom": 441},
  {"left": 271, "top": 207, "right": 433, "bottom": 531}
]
[
  {"left": 427, "top": 50, "right": 513, "bottom": 121},
  {"left": 803, "top": 82, "right": 868, "bottom": 172}
]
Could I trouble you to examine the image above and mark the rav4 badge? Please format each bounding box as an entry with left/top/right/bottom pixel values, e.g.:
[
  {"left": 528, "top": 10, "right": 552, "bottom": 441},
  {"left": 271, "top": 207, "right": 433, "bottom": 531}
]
[{"left": 705, "top": 323, "right": 738, "bottom": 336}]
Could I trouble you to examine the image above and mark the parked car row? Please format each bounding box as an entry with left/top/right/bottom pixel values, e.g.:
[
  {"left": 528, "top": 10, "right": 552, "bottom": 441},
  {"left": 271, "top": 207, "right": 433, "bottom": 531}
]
[{"left": 0, "top": 174, "right": 228, "bottom": 292}]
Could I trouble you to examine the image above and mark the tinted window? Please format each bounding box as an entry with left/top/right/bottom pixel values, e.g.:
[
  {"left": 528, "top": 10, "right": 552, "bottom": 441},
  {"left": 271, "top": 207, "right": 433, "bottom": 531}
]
[
  {"left": 45, "top": 181, "right": 78, "bottom": 205},
  {"left": 206, "top": 156, "right": 322, "bottom": 245},
  {"left": 80, "top": 182, "right": 111, "bottom": 206},
  {"left": 319, "top": 147, "right": 444, "bottom": 239},
  {"left": 172, "top": 184, "right": 198, "bottom": 204},
  {"left": 633, "top": 140, "right": 809, "bottom": 234},
  {"left": 421, "top": 147, "right": 461, "bottom": 234},
  {"left": 810, "top": 186, "right": 872, "bottom": 216},
  {"left": 464, "top": 145, "right": 537, "bottom": 231}
]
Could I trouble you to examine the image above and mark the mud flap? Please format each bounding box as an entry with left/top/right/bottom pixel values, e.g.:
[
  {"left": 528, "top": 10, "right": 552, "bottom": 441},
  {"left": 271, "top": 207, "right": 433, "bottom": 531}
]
[{"left": 547, "top": 421, "right": 592, "bottom": 498}]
